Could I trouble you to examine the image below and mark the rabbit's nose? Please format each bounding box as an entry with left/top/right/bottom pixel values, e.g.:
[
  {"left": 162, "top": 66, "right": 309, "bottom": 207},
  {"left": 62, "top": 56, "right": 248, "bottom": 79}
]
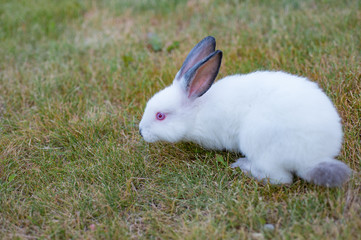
[{"left": 139, "top": 129, "right": 143, "bottom": 137}]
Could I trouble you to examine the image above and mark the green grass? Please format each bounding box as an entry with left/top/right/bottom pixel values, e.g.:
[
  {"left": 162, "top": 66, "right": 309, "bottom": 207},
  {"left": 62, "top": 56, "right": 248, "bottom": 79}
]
[{"left": 0, "top": 0, "right": 360, "bottom": 239}]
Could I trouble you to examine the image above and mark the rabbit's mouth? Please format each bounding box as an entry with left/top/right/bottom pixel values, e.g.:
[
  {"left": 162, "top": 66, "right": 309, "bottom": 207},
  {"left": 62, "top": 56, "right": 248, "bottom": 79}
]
[{"left": 139, "top": 128, "right": 158, "bottom": 143}]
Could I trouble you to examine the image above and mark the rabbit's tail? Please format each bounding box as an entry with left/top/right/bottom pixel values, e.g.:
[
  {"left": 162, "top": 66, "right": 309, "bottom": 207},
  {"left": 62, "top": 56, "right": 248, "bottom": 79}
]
[{"left": 298, "top": 159, "right": 351, "bottom": 187}]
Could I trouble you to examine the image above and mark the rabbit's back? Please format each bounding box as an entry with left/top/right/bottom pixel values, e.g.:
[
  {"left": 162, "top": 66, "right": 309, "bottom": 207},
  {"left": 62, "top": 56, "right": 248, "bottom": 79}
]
[{"left": 201, "top": 71, "right": 342, "bottom": 160}]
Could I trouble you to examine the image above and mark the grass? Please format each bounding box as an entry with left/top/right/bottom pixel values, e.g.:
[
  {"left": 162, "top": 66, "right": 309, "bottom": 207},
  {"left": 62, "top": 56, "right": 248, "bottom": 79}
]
[{"left": 0, "top": 0, "right": 360, "bottom": 239}]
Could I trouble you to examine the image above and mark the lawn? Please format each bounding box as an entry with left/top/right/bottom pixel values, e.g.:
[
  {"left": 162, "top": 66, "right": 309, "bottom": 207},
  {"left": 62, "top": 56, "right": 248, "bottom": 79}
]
[{"left": 0, "top": 0, "right": 360, "bottom": 239}]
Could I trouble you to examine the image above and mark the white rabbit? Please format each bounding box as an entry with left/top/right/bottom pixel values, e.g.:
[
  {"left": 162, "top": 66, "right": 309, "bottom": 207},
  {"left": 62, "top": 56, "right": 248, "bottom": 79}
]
[{"left": 139, "top": 36, "right": 351, "bottom": 187}]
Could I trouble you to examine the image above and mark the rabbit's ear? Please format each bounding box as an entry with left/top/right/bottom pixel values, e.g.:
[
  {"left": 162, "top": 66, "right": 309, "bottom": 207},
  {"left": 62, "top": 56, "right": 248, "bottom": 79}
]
[
  {"left": 176, "top": 36, "right": 216, "bottom": 81},
  {"left": 183, "top": 50, "right": 222, "bottom": 99}
]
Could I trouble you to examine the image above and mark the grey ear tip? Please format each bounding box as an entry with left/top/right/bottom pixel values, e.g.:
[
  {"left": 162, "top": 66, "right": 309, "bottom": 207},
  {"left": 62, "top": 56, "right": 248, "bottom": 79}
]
[
  {"left": 212, "top": 50, "right": 223, "bottom": 59},
  {"left": 205, "top": 35, "right": 216, "bottom": 41},
  {"left": 177, "top": 36, "right": 219, "bottom": 81},
  {"left": 203, "top": 36, "right": 216, "bottom": 45}
]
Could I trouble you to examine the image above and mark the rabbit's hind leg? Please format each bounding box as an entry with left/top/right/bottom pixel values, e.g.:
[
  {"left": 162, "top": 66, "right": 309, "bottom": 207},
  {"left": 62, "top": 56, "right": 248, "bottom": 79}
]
[
  {"left": 231, "top": 157, "right": 251, "bottom": 173},
  {"left": 232, "top": 158, "right": 293, "bottom": 185}
]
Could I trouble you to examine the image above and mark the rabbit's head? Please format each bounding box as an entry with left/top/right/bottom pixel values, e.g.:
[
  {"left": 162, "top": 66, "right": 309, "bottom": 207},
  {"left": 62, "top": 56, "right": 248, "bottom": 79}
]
[{"left": 139, "top": 36, "right": 222, "bottom": 143}]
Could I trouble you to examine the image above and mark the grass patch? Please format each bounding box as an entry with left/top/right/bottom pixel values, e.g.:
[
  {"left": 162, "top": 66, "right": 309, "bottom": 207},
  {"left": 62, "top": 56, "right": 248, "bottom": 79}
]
[{"left": 0, "top": 0, "right": 360, "bottom": 239}]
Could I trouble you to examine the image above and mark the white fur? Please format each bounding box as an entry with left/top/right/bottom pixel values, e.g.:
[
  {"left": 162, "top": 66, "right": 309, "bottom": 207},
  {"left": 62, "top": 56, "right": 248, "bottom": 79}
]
[{"left": 139, "top": 40, "right": 349, "bottom": 186}]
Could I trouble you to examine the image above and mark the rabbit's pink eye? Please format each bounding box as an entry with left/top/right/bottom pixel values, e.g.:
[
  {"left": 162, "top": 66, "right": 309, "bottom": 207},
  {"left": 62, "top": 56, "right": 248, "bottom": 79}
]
[{"left": 156, "top": 112, "right": 166, "bottom": 120}]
